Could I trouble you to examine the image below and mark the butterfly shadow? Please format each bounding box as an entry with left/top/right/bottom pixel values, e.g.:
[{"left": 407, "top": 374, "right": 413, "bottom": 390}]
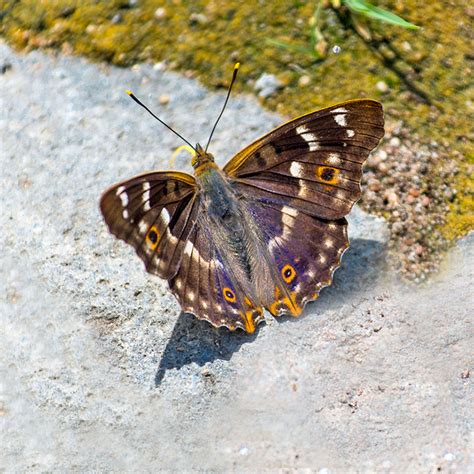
[
  {"left": 154, "top": 313, "right": 258, "bottom": 386},
  {"left": 325, "top": 236, "right": 388, "bottom": 298}
]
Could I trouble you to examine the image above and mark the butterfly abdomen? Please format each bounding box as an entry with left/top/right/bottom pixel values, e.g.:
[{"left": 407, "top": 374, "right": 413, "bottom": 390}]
[{"left": 197, "top": 166, "right": 255, "bottom": 278}]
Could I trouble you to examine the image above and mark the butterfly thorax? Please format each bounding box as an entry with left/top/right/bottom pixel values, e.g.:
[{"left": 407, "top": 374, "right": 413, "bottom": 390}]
[{"left": 191, "top": 143, "right": 217, "bottom": 176}]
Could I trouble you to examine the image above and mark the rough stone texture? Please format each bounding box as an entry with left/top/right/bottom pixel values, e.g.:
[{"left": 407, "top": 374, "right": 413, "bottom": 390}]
[{"left": 1, "top": 43, "right": 472, "bottom": 472}]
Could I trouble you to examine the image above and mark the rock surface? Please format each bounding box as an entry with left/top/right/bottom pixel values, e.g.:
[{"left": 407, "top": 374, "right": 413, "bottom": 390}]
[{"left": 1, "top": 43, "right": 472, "bottom": 472}]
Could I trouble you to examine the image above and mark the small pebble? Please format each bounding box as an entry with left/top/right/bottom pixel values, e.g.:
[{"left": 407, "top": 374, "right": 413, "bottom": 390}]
[
  {"left": 189, "top": 13, "right": 208, "bottom": 25},
  {"left": 153, "top": 62, "right": 167, "bottom": 71},
  {"left": 376, "top": 81, "right": 389, "bottom": 93},
  {"left": 298, "top": 75, "right": 311, "bottom": 87},
  {"left": 368, "top": 180, "right": 382, "bottom": 192},
  {"left": 159, "top": 94, "right": 170, "bottom": 105},
  {"left": 155, "top": 7, "right": 166, "bottom": 19},
  {"left": 85, "top": 24, "right": 97, "bottom": 35},
  {"left": 111, "top": 13, "right": 122, "bottom": 24},
  {"left": 390, "top": 137, "right": 401, "bottom": 147}
]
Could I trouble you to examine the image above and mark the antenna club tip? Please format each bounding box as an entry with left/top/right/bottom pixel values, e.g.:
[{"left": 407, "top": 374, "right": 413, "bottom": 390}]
[
  {"left": 234, "top": 62, "right": 240, "bottom": 70},
  {"left": 125, "top": 89, "right": 133, "bottom": 96}
]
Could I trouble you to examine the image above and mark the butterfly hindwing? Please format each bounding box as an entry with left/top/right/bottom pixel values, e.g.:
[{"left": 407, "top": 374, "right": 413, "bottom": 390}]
[
  {"left": 244, "top": 199, "right": 349, "bottom": 317},
  {"left": 168, "top": 218, "right": 265, "bottom": 333},
  {"left": 225, "top": 99, "right": 384, "bottom": 220}
]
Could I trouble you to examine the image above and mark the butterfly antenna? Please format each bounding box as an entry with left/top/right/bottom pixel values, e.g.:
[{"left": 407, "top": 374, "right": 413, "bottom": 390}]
[
  {"left": 125, "top": 90, "right": 196, "bottom": 151},
  {"left": 205, "top": 62, "right": 240, "bottom": 152}
]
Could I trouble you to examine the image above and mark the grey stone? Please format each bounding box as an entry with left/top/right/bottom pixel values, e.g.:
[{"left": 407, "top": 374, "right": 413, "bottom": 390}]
[
  {"left": 254, "top": 73, "right": 283, "bottom": 98},
  {"left": 1, "top": 43, "right": 473, "bottom": 472}
]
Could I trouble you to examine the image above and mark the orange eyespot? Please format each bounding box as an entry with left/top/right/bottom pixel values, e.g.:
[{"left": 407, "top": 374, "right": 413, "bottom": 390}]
[
  {"left": 223, "top": 287, "right": 236, "bottom": 303},
  {"left": 282, "top": 264, "right": 297, "bottom": 284},
  {"left": 316, "top": 166, "right": 340, "bottom": 184},
  {"left": 146, "top": 225, "right": 160, "bottom": 250}
]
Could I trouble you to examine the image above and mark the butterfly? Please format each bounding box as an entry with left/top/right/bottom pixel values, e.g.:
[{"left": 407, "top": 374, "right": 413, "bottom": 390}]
[{"left": 100, "top": 65, "right": 384, "bottom": 334}]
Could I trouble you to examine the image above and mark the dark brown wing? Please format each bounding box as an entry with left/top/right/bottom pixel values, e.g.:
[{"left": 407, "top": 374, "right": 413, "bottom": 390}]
[
  {"left": 225, "top": 99, "right": 384, "bottom": 220},
  {"left": 100, "top": 171, "right": 199, "bottom": 280}
]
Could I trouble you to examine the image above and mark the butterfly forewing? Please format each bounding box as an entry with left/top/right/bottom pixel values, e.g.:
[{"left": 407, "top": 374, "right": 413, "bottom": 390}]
[
  {"left": 226, "top": 99, "right": 384, "bottom": 220},
  {"left": 100, "top": 171, "right": 198, "bottom": 280}
]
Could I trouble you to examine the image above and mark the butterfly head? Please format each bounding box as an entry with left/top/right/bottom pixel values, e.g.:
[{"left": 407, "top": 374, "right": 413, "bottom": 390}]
[{"left": 191, "top": 143, "right": 216, "bottom": 175}]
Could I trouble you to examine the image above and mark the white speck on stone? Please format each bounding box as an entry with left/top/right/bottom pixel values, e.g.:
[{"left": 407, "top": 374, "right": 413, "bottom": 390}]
[
  {"left": 239, "top": 446, "right": 249, "bottom": 456},
  {"left": 153, "top": 62, "right": 167, "bottom": 71},
  {"left": 444, "top": 452, "right": 455, "bottom": 462}
]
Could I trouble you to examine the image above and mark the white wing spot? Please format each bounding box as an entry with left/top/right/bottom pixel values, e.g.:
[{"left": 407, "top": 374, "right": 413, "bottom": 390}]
[
  {"left": 328, "top": 223, "right": 337, "bottom": 231},
  {"left": 297, "top": 125, "right": 320, "bottom": 151},
  {"left": 138, "top": 220, "right": 148, "bottom": 234},
  {"left": 298, "top": 179, "right": 310, "bottom": 198},
  {"left": 346, "top": 129, "right": 355, "bottom": 138},
  {"left": 268, "top": 237, "right": 279, "bottom": 253},
  {"left": 282, "top": 205, "right": 298, "bottom": 217},
  {"left": 332, "top": 107, "right": 348, "bottom": 113},
  {"left": 161, "top": 208, "right": 170, "bottom": 225},
  {"left": 202, "top": 301, "right": 208, "bottom": 309},
  {"left": 328, "top": 153, "right": 341, "bottom": 165},
  {"left": 175, "top": 279, "right": 183, "bottom": 290},
  {"left": 184, "top": 240, "right": 194, "bottom": 257},
  {"left": 122, "top": 209, "right": 129, "bottom": 219},
  {"left": 296, "top": 125, "right": 309, "bottom": 134},
  {"left": 307, "top": 270, "right": 315, "bottom": 278},
  {"left": 116, "top": 186, "right": 128, "bottom": 206},
  {"left": 142, "top": 182, "right": 151, "bottom": 211},
  {"left": 188, "top": 291, "right": 195, "bottom": 302},
  {"left": 290, "top": 162, "right": 304, "bottom": 178},
  {"left": 324, "top": 238, "right": 334, "bottom": 248},
  {"left": 334, "top": 114, "right": 347, "bottom": 127},
  {"left": 319, "top": 254, "right": 327, "bottom": 264}
]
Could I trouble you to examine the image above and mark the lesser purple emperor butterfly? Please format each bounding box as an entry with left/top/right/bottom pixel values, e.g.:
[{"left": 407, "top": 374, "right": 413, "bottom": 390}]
[{"left": 100, "top": 65, "right": 384, "bottom": 333}]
